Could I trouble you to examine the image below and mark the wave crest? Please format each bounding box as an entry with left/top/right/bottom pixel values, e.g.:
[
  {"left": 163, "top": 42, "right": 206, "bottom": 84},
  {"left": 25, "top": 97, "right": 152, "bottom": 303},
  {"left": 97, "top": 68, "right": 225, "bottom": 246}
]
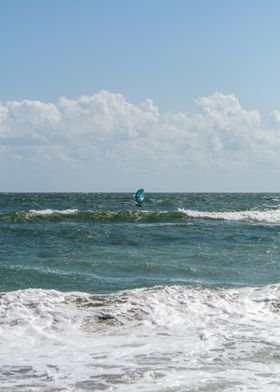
[
  {"left": 1, "top": 207, "right": 280, "bottom": 224},
  {"left": 1, "top": 209, "right": 184, "bottom": 223},
  {"left": 179, "top": 208, "right": 280, "bottom": 224}
]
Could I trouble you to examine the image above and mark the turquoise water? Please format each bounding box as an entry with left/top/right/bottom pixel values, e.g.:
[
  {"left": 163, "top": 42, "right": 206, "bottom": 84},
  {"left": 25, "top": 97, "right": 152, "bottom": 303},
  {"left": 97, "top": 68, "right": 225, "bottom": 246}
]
[
  {"left": 1, "top": 193, "right": 280, "bottom": 292},
  {"left": 2, "top": 193, "right": 280, "bottom": 391}
]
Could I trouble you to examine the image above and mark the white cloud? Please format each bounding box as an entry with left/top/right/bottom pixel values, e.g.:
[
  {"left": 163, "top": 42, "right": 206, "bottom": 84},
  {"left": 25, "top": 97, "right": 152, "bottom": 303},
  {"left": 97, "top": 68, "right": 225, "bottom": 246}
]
[
  {"left": 57, "top": 91, "right": 159, "bottom": 139},
  {"left": 0, "top": 90, "right": 280, "bottom": 173},
  {"left": 0, "top": 100, "right": 61, "bottom": 145}
]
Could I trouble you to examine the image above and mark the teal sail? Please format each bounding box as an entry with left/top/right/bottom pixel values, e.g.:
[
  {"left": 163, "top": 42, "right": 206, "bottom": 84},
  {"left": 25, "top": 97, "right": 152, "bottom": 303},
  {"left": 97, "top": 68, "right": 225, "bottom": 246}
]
[{"left": 135, "top": 188, "right": 144, "bottom": 204}]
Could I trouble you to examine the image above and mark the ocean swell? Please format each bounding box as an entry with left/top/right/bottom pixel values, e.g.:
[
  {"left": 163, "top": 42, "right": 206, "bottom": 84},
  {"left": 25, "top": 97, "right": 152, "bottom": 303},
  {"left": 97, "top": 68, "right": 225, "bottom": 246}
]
[
  {"left": 0, "top": 209, "right": 184, "bottom": 223},
  {"left": 1, "top": 207, "right": 280, "bottom": 225}
]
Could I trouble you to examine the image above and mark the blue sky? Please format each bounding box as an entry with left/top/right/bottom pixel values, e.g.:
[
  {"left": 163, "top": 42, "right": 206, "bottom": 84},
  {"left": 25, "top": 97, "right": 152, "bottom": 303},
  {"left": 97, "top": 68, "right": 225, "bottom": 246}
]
[{"left": 1, "top": 0, "right": 280, "bottom": 191}]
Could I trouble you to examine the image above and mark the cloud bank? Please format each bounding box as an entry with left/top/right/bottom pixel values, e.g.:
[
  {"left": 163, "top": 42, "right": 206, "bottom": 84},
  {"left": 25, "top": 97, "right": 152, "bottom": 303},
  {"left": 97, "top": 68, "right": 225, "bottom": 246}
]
[{"left": 1, "top": 90, "right": 280, "bottom": 190}]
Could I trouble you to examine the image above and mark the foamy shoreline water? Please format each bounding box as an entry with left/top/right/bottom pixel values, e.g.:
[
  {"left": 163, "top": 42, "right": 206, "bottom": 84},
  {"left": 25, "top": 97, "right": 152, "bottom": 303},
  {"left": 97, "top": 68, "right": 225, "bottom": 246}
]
[{"left": 1, "top": 284, "right": 280, "bottom": 391}]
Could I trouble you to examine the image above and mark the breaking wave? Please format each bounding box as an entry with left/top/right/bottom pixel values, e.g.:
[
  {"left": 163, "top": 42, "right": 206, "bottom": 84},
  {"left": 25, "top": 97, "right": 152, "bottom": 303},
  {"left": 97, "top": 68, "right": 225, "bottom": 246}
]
[
  {"left": 1, "top": 284, "right": 280, "bottom": 391},
  {"left": 1, "top": 207, "right": 280, "bottom": 225},
  {"left": 0, "top": 209, "right": 184, "bottom": 223},
  {"left": 179, "top": 208, "right": 280, "bottom": 224}
]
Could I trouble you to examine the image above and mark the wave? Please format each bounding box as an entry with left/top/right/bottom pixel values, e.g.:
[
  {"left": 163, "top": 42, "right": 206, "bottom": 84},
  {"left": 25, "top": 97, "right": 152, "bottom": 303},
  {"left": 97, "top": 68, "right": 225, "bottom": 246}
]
[
  {"left": 0, "top": 208, "right": 185, "bottom": 223},
  {"left": 2, "top": 283, "right": 280, "bottom": 333},
  {"left": 1, "top": 207, "right": 280, "bottom": 225},
  {"left": 179, "top": 208, "right": 280, "bottom": 224},
  {"left": 28, "top": 208, "right": 79, "bottom": 216},
  {"left": 1, "top": 284, "right": 280, "bottom": 391}
]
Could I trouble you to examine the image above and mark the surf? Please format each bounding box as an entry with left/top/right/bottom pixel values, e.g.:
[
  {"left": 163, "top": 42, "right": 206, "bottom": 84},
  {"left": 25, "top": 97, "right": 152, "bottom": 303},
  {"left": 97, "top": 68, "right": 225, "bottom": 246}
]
[
  {"left": 0, "top": 209, "right": 185, "bottom": 223},
  {"left": 179, "top": 207, "right": 280, "bottom": 224},
  {"left": 2, "top": 207, "right": 280, "bottom": 225},
  {"left": 1, "top": 284, "right": 280, "bottom": 391}
]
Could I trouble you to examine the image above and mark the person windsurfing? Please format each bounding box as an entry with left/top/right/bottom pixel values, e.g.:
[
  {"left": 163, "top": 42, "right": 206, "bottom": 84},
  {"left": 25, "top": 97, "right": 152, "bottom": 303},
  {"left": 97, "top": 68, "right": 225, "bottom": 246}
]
[{"left": 135, "top": 188, "right": 144, "bottom": 207}]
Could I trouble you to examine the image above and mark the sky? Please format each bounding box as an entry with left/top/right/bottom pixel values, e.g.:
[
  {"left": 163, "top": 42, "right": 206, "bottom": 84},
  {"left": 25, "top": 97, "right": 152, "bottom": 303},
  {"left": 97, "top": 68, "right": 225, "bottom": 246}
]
[{"left": 1, "top": 0, "right": 280, "bottom": 192}]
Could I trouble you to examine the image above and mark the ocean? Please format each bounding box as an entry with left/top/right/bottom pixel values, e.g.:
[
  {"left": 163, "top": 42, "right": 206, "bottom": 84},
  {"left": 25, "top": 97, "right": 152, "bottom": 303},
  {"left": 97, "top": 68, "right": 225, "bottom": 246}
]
[{"left": 1, "top": 192, "right": 280, "bottom": 391}]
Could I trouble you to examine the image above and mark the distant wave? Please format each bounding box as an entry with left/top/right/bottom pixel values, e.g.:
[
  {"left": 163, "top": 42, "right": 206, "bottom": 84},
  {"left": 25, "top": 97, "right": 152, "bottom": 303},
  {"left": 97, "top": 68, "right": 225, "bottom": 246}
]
[
  {"left": 179, "top": 208, "right": 280, "bottom": 224},
  {"left": 28, "top": 208, "right": 79, "bottom": 216},
  {"left": 1, "top": 207, "right": 280, "bottom": 224},
  {"left": 0, "top": 209, "right": 184, "bottom": 223}
]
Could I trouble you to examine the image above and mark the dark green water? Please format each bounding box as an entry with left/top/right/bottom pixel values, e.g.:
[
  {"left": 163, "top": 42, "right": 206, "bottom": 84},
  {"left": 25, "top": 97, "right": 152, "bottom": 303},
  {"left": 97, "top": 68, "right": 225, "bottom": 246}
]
[{"left": 1, "top": 193, "right": 280, "bottom": 293}]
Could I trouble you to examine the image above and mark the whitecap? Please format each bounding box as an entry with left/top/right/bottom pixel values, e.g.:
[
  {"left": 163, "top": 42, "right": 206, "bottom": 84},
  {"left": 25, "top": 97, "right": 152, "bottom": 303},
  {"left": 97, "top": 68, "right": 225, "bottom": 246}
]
[
  {"left": 179, "top": 208, "right": 280, "bottom": 224},
  {"left": 28, "top": 208, "right": 79, "bottom": 216}
]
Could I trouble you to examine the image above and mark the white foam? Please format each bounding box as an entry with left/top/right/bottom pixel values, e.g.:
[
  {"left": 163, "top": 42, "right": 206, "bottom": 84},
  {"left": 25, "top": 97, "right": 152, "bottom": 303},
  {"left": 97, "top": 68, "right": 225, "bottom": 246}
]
[
  {"left": 28, "top": 208, "right": 78, "bottom": 216},
  {"left": 179, "top": 207, "right": 280, "bottom": 224},
  {"left": 1, "top": 284, "right": 280, "bottom": 391}
]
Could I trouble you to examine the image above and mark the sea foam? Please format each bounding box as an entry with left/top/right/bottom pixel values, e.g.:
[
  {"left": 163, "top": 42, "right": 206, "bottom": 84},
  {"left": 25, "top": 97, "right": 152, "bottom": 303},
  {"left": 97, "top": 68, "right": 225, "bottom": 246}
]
[
  {"left": 1, "top": 284, "right": 280, "bottom": 391},
  {"left": 28, "top": 208, "right": 79, "bottom": 216},
  {"left": 179, "top": 207, "right": 280, "bottom": 224}
]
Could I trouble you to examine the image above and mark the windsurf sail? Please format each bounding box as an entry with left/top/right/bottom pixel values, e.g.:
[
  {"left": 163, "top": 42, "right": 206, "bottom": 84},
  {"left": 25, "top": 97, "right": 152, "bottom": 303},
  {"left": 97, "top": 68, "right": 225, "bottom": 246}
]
[{"left": 135, "top": 188, "right": 144, "bottom": 204}]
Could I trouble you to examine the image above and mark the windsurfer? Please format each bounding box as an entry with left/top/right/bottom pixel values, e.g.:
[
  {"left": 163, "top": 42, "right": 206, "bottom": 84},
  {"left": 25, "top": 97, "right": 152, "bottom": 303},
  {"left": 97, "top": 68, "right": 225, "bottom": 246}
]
[{"left": 135, "top": 188, "right": 144, "bottom": 207}]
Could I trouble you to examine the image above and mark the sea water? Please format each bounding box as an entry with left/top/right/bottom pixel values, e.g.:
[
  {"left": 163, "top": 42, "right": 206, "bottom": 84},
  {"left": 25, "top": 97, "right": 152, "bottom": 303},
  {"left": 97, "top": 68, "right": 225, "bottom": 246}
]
[{"left": 1, "top": 193, "right": 280, "bottom": 391}]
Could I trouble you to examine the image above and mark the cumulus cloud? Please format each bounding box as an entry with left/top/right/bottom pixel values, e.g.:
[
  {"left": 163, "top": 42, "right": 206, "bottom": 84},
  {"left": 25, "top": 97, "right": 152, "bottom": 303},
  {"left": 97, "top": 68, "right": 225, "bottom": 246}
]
[
  {"left": 270, "top": 110, "right": 280, "bottom": 128},
  {"left": 0, "top": 90, "right": 279, "bottom": 171}
]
